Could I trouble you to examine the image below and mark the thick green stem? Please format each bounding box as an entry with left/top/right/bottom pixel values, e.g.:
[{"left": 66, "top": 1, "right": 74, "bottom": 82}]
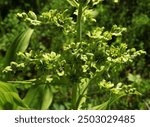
[
  {"left": 72, "top": 1, "right": 83, "bottom": 110},
  {"left": 77, "top": 0, "right": 83, "bottom": 42},
  {"left": 72, "top": 84, "right": 78, "bottom": 109}
]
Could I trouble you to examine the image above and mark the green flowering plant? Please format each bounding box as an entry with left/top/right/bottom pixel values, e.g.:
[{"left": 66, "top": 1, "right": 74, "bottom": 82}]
[{"left": 0, "top": 0, "right": 146, "bottom": 109}]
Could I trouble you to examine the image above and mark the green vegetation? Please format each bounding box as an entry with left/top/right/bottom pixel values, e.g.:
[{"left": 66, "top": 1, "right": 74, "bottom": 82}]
[{"left": 0, "top": 0, "right": 149, "bottom": 110}]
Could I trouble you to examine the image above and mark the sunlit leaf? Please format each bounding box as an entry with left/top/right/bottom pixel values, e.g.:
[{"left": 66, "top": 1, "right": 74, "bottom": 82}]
[{"left": 0, "top": 81, "right": 28, "bottom": 109}]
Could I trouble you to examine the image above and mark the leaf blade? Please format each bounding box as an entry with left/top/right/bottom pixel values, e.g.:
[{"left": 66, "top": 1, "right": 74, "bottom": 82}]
[
  {"left": 4, "top": 28, "right": 34, "bottom": 67},
  {"left": 41, "top": 85, "right": 53, "bottom": 110}
]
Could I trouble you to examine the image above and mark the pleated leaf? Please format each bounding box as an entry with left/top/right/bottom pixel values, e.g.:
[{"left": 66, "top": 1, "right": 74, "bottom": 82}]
[
  {"left": 23, "top": 84, "right": 53, "bottom": 110},
  {"left": 41, "top": 85, "right": 53, "bottom": 110},
  {"left": 0, "top": 81, "right": 28, "bottom": 109},
  {"left": 23, "top": 85, "right": 44, "bottom": 109},
  {"left": 4, "top": 28, "right": 34, "bottom": 66}
]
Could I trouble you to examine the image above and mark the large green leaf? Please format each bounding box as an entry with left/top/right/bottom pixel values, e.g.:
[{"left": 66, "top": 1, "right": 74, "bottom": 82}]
[
  {"left": 23, "top": 85, "right": 44, "bottom": 109},
  {"left": 23, "top": 84, "right": 53, "bottom": 110},
  {"left": 0, "top": 81, "right": 28, "bottom": 109},
  {"left": 41, "top": 85, "right": 53, "bottom": 110},
  {"left": 4, "top": 28, "right": 34, "bottom": 66},
  {"left": 89, "top": 92, "right": 140, "bottom": 110}
]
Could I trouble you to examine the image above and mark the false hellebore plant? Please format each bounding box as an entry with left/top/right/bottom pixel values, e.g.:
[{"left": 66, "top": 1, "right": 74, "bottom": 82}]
[{"left": 0, "top": 0, "right": 145, "bottom": 109}]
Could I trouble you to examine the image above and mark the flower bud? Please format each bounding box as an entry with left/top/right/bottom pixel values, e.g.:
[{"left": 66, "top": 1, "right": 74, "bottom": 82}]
[{"left": 28, "top": 11, "right": 37, "bottom": 20}]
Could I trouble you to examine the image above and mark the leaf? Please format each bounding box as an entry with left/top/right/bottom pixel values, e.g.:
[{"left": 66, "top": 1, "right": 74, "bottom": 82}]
[
  {"left": 4, "top": 28, "right": 34, "bottom": 66},
  {"left": 72, "top": 78, "right": 89, "bottom": 109},
  {"left": 0, "top": 81, "right": 17, "bottom": 92},
  {"left": 23, "top": 85, "right": 44, "bottom": 109},
  {"left": 89, "top": 100, "right": 110, "bottom": 110},
  {"left": 67, "top": 0, "right": 79, "bottom": 8},
  {"left": 89, "top": 90, "right": 139, "bottom": 110},
  {"left": 41, "top": 85, "right": 53, "bottom": 110},
  {"left": 0, "top": 81, "right": 28, "bottom": 109},
  {"left": 89, "top": 95, "right": 122, "bottom": 110},
  {"left": 23, "top": 84, "right": 53, "bottom": 110}
]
